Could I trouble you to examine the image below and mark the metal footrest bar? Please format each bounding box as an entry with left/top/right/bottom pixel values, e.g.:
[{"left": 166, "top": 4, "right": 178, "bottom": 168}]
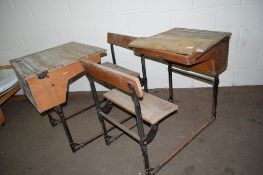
[
  {"left": 50, "top": 100, "right": 132, "bottom": 153},
  {"left": 48, "top": 112, "right": 60, "bottom": 127},
  {"left": 71, "top": 115, "right": 135, "bottom": 152},
  {"left": 65, "top": 99, "right": 106, "bottom": 120},
  {"left": 47, "top": 100, "right": 105, "bottom": 127},
  {"left": 112, "top": 122, "right": 137, "bottom": 141},
  {"left": 99, "top": 111, "right": 140, "bottom": 142},
  {"left": 170, "top": 67, "right": 214, "bottom": 85},
  {"left": 150, "top": 118, "right": 214, "bottom": 175},
  {"left": 77, "top": 115, "right": 134, "bottom": 147}
]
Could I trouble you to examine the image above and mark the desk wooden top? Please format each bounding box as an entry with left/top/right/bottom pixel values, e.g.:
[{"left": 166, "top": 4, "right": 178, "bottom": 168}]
[
  {"left": 129, "top": 28, "right": 231, "bottom": 66},
  {"left": 10, "top": 42, "right": 106, "bottom": 80}
]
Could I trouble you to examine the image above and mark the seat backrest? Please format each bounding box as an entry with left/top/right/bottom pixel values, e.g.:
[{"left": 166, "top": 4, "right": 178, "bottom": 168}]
[
  {"left": 107, "top": 33, "right": 137, "bottom": 50},
  {"left": 81, "top": 55, "right": 143, "bottom": 98}
]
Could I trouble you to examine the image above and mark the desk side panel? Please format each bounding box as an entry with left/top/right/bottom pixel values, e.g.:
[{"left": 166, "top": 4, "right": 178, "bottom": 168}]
[
  {"left": 191, "top": 38, "right": 229, "bottom": 75},
  {"left": 172, "top": 38, "right": 230, "bottom": 76},
  {"left": 9, "top": 63, "right": 38, "bottom": 109},
  {"left": 26, "top": 55, "right": 101, "bottom": 113},
  {"left": 27, "top": 61, "right": 84, "bottom": 113}
]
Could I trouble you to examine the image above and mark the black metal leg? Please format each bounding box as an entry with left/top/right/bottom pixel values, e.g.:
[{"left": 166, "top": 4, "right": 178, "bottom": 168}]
[
  {"left": 135, "top": 114, "right": 150, "bottom": 174},
  {"left": 168, "top": 63, "right": 173, "bottom": 102},
  {"left": 55, "top": 105, "right": 80, "bottom": 153},
  {"left": 141, "top": 55, "right": 148, "bottom": 92},
  {"left": 110, "top": 44, "right": 116, "bottom": 64},
  {"left": 136, "top": 114, "right": 151, "bottom": 175},
  {"left": 86, "top": 73, "right": 113, "bottom": 145},
  {"left": 140, "top": 143, "right": 151, "bottom": 175},
  {"left": 128, "top": 84, "right": 151, "bottom": 174},
  {"left": 212, "top": 75, "right": 219, "bottom": 120},
  {"left": 47, "top": 111, "right": 60, "bottom": 127}
]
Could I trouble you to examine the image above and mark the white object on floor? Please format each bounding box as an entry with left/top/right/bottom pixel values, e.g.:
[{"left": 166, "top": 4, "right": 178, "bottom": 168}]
[{"left": 0, "top": 69, "right": 18, "bottom": 93}]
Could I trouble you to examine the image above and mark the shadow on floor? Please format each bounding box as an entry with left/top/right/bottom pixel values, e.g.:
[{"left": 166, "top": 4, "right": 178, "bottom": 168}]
[{"left": 0, "top": 86, "right": 262, "bottom": 175}]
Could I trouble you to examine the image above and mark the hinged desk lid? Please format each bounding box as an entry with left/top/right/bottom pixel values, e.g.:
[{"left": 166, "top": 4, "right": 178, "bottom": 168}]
[
  {"left": 10, "top": 42, "right": 106, "bottom": 79},
  {"left": 129, "top": 28, "right": 231, "bottom": 56}
]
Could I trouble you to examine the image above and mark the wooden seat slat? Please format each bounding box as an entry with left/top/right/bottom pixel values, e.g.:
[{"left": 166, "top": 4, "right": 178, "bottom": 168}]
[
  {"left": 103, "top": 89, "right": 178, "bottom": 125},
  {"left": 102, "top": 62, "right": 140, "bottom": 78}
]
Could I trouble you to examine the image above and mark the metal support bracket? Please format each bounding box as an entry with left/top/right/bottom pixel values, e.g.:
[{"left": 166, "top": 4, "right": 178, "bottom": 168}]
[
  {"left": 105, "top": 135, "right": 113, "bottom": 145},
  {"left": 47, "top": 112, "right": 60, "bottom": 127},
  {"left": 37, "top": 70, "right": 48, "bottom": 79},
  {"left": 70, "top": 143, "right": 82, "bottom": 153},
  {"left": 100, "top": 100, "right": 113, "bottom": 114},
  {"left": 144, "top": 124, "right": 159, "bottom": 145}
]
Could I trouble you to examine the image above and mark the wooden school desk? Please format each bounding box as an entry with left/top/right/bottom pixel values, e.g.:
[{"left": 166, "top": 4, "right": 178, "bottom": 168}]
[
  {"left": 10, "top": 42, "right": 106, "bottom": 152},
  {"left": 107, "top": 28, "right": 231, "bottom": 173}
]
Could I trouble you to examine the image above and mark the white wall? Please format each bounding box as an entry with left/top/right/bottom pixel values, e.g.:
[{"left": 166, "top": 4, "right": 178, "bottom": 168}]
[{"left": 0, "top": 0, "right": 263, "bottom": 91}]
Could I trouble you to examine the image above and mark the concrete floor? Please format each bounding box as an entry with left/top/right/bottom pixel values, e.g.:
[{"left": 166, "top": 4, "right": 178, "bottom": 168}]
[{"left": 0, "top": 86, "right": 262, "bottom": 175}]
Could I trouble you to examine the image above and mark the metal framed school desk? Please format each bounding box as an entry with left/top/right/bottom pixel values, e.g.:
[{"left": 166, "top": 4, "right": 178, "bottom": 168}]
[
  {"left": 108, "top": 28, "right": 231, "bottom": 173},
  {"left": 129, "top": 28, "right": 231, "bottom": 115},
  {"left": 10, "top": 42, "right": 106, "bottom": 152}
]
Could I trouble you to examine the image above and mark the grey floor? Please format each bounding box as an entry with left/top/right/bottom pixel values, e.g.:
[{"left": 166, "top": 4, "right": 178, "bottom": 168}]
[{"left": 0, "top": 86, "right": 262, "bottom": 175}]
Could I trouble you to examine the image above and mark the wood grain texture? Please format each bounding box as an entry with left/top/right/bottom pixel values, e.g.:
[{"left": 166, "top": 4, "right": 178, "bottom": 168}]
[
  {"left": 10, "top": 42, "right": 106, "bottom": 79},
  {"left": 82, "top": 58, "right": 143, "bottom": 98},
  {"left": 171, "top": 37, "right": 230, "bottom": 76},
  {"left": 133, "top": 38, "right": 230, "bottom": 76},
  {"left": 10, "top": 42, "right": 106, "bottom": 113},
  {"left": 26, "top": 56, "right": 102, "bottom": 113},
  {"left": 26, "top": 61, "right": 83, "bottom": 113},
  {"left": 0, "top": 65, "right": 13, "bottom": 70},
  {"left": 107, "top": 32, "right": 137, "bottom": 49},
  {"left": 102, "top": 62, "right": 140, "bottom": 78},
  {"left": 129, "top": 28, "right": 231, "bottom": 57},
  {"left": 132, "top": 37, "right": 230, "bottom": 66},
  {"left": 103, "top": 89, "right": 178, "bottom": 124},
  {"left": 108, "top": 31, "right": 230, "bottom": 76}
]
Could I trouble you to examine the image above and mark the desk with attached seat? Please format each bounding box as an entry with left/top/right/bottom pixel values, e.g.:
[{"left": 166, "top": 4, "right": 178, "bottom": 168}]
[
  {"left": 82, "top": 57, "right": 178, "bottom": 175},
  {"left": 104, "top": 28, "right": 231, "bottom": 174}
]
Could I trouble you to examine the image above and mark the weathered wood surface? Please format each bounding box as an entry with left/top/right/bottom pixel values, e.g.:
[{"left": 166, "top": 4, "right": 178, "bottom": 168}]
[
  {"left": 127, "top": 28, "right": 231, "bottom": 76},
  {"left": 10, "top": 42, "right": 106, "bottom": 79},
  {"left": 107, "top": 32, "right": 137, "bottom": 49},
  {"left": 10, "top": 42, "right": 106, "bottom": 113},
  {"left": 0, "top": 65, "right": 13, "bottom": 70},
  {"left": 82, "top": 57, "right": 143, "bottom": 98},
  {"left": 103, "top": 89, "right": 178, "bottom": 125},
  {"left": 129, "top": 28, "right": 231, "bottom": 56},
  {"left": 102, "top": 62, "right": 140, "bottom": 78}
]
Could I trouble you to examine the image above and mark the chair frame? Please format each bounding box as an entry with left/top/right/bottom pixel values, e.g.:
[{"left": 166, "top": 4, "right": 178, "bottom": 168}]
[
  {"left": 82, "top": 56, "right": 217, "bottom": 175},
  {"left": 83, "top": 59, "right": 179, "bottom": 175}
]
